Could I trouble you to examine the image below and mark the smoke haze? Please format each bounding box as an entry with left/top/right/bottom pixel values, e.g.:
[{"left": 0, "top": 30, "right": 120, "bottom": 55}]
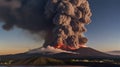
[{"left": 0, "top": 0, "right": 91, "bottom": 50}]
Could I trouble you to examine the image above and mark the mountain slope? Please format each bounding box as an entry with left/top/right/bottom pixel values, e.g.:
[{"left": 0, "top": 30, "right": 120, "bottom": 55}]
[
  {"left": 0, "top": 47, "right": 113, "bottom": 61},
  {"left": 27, "top": 47, "right": 112, "bottom": 58},
  {"left": 71, "top": 47, "right": 112, "bottom": 57}
]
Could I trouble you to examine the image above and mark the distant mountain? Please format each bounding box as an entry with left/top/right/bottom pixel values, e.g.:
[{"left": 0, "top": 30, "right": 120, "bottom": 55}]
[{"left": 107, "top": 50, "right": 120, "bottom": 55}]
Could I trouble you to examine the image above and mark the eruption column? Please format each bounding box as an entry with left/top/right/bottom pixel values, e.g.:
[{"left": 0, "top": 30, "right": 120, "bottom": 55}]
[{"left": 45, "top": 0, "right": 92, "bottom": 50}]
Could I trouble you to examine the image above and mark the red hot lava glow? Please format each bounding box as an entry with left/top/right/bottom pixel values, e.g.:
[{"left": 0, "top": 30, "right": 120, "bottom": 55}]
[{"left": 54, "top": 42, "right": 87, "bottom": 50}]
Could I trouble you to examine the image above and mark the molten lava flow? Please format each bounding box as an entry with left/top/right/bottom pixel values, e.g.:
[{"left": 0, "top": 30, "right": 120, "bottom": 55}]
[
  {"left": 54, "top": 42, "right": 64, "bottom": 49},
  {"left": 54, "top": 42, "right": 87, "bottom": 50}
]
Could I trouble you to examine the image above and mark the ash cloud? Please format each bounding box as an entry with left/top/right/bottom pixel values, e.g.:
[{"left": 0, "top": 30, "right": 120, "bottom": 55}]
[
  {"left": 0, "top": 0, "right": 51, "bottom": 31},
  {"left": 0, "top": 0, "right": 92, "bottom": 50},
  {"left": 46, "top": 0, "right": 92, "bottom": 50}
]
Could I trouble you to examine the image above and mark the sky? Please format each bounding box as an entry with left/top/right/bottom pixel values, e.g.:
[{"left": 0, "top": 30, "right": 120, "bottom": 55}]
[
  {"left": 0, "top": 0, "right": 120, "bottom": 55},
  {"left": 87, "top": 0, "right": 120, "bottom": 51},
  {"left": 0, "top": 24, "right": 44, "bottom": 55}
]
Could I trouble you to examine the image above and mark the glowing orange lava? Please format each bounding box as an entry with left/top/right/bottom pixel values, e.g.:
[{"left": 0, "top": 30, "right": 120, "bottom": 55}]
[
  {"left": 54, "top": 42, "right": 64, "bottom": 49},
  {"left": 54, "top": 42, "right": 87, "bottom": 50}
]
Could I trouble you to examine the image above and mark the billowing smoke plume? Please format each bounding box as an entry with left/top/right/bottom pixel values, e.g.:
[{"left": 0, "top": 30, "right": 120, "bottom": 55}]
[{"left": 0, "top": 0, "right": 91, "bottom": 50}]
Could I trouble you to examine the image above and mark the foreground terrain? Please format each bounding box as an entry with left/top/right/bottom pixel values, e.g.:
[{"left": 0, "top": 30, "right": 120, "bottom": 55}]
[{"left": 0, "top": 47, "right": 120, "bottom": 67}]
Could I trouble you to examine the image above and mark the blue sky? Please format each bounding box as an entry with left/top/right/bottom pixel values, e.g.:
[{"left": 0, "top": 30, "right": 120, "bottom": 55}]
[
  {"left": 86, "top": 0, "right": 120, "bottom": 51},
  {"left": 0, "top": 0, "right": 120, "bottom": 55}
]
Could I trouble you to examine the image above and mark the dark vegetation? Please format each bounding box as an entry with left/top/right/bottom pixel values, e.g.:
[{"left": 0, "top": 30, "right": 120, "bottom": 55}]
[{"left": 11, "top": 57, "right": 64, "bottom": 65}]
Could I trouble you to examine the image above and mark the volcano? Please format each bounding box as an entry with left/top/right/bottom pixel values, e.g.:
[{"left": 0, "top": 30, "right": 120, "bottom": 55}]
[
  {"left": 0, "top": 47, "right": 117, "bottom": 66},
  {"left": 27, "top": 47, "right": 112, "bottom": 58},
  {"left": 0, "top": 0, "right": 118, "bottom": 66}
]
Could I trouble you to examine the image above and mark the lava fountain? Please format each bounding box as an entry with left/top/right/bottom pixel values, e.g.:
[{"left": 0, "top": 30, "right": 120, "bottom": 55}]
[{"left": 0, "top": 0, "right": 91, "bottom": 51}]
